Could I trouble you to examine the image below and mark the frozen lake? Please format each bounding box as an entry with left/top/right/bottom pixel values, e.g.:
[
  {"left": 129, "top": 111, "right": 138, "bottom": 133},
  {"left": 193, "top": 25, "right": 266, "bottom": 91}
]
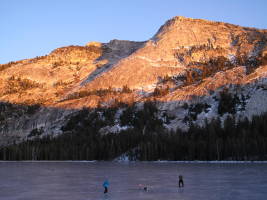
[{"left": 0, "top": 161, "right": 267, "bottom": 200}]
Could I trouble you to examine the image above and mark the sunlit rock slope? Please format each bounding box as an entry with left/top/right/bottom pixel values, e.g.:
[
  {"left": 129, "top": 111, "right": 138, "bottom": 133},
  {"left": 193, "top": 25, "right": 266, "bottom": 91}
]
[{"left": 1, "top": 16, "right": 267, "bottom": 145}]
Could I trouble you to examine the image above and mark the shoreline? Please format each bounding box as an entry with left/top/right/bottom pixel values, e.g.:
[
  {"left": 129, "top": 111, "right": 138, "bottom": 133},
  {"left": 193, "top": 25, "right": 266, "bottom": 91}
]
[{"left": 0, "top": 160, "right": 267, "bottom": 164}]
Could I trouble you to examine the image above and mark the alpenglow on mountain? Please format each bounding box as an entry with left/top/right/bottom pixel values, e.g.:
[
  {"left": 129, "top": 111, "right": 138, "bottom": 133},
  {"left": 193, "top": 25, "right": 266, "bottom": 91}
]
[{"left": 0, "top": 16, "right": 267, "bottom": 159}]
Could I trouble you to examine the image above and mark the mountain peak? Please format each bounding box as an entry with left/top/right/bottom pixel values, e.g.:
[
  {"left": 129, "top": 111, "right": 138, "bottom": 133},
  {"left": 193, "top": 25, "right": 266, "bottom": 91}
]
[
  {"left": 161, "top": 16, "right": 230, "bottom": 28},
  {"left": 169, "top": 16, "right": 217, "bottom": 23},
  {"left": 153, "top": 16, "right": 236, "bottom": 41}
]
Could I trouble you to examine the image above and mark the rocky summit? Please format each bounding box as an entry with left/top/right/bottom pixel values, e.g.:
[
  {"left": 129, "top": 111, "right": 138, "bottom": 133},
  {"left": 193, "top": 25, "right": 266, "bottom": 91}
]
[{"left": 1, "top": 16, "right": 267, "bottom": 146}]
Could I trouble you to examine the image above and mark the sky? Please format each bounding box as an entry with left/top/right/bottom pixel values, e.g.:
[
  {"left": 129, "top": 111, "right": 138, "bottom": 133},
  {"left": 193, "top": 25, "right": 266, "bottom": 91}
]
[{"left": 1, "top": 0, "right": 267, "bottom": 64}]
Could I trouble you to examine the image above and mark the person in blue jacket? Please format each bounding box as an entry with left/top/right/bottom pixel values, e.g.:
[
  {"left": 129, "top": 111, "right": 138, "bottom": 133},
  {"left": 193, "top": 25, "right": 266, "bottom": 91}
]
[{"left": 103, "top": 180, "right": 109, "bottom": 193}]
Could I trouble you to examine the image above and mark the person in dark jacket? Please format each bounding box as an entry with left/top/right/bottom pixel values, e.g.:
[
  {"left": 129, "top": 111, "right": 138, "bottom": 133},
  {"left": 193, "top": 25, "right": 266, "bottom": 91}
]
[{"left": 179, "top": 175, "right": 184, "bottom": 187}]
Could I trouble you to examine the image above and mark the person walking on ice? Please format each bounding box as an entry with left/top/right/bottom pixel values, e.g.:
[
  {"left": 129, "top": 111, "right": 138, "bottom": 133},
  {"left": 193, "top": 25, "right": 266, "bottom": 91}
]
[
  {"left": 179, "top": 175, "right": 184, "bottom": 188},
  {"left": 103, "top": 179, "right": 109, "bottom": 193}
]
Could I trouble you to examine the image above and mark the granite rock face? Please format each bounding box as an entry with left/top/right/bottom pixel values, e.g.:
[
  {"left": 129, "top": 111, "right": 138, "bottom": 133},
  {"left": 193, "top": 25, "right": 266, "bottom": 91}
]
[{"left": 1, "top": 16, "right": 267, "bottom": 145}]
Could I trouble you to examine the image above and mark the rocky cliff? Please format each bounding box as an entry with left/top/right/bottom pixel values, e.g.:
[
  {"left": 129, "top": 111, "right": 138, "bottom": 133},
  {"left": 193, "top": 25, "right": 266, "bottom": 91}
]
[{"left": 1, "top": 16, "right": 267, "bottom": 146}]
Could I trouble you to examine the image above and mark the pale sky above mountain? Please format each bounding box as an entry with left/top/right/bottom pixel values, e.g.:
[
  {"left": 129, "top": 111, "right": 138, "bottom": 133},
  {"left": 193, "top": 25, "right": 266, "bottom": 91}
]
[{"left": 1, "top": 0, "right": 267, "bottom": 64}]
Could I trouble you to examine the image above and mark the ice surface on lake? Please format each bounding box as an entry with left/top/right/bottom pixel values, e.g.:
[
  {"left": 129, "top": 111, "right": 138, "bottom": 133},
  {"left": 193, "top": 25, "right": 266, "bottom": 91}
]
[{"left": 0, "top": 161, "right": 267, "bottom": 200}]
